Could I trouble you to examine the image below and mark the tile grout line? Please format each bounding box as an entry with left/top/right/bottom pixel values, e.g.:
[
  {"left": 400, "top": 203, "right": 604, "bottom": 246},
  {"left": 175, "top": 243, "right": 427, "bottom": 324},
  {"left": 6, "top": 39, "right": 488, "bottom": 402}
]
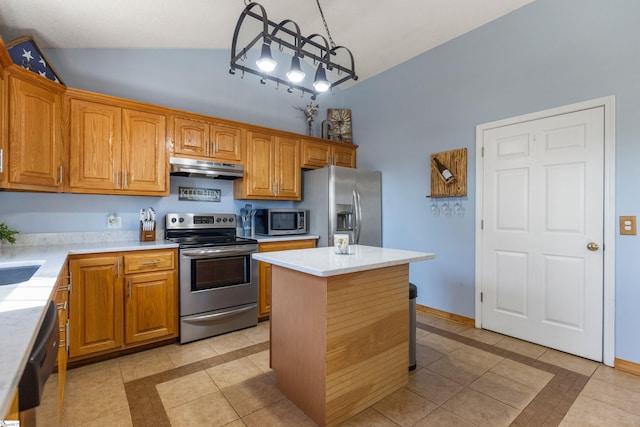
[
  {"left": 416, "top": 321, "right": 590, "bottom": 426},
  {"left": 124, "top": 341, "right": 269, "bottom": 427},
  {"left": 121, "top": 322, "right": 591, "bottom": 427}
]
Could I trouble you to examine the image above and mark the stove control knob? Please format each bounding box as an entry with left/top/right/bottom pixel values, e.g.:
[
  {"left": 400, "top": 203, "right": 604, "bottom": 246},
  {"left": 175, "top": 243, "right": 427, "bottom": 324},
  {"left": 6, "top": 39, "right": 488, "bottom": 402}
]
[
  {"left": 216, "top": 217, "right": 221, "bottom": 222},
  {"left": 179, "top": 218, "right": 184, "bottom": 223},
  {"left": 171, "top": 218, "right": 177, "bottom": 223},
  {"left": 229, "top": 217, "right": 234, "bottom": 223},
  {"left": 222, "top": 218, "right": 228, "bottom": 222}
]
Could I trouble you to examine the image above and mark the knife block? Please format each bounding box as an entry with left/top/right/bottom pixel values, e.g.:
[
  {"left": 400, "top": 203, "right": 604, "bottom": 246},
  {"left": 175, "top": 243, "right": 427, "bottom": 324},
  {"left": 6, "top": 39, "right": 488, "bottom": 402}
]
[{"left": 139, "top": 221, "right": 156, "bottom": 242}]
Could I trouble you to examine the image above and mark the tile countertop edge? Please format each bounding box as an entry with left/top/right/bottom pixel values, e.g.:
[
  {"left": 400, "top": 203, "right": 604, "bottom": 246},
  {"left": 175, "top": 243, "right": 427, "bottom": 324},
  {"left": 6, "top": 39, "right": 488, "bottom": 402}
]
[
  {"left": 0, "top": 239, "right": 179, "bottom": 417},
  {"left": 252, "top": 245, "right": 436, "bottom": 277}
]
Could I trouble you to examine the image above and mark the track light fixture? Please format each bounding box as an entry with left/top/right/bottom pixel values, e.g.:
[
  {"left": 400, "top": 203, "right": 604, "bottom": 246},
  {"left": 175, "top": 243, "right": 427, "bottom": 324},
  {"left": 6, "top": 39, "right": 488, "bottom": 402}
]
[{"left": 230, "top": 1, "right": 357, "bottom": 99}]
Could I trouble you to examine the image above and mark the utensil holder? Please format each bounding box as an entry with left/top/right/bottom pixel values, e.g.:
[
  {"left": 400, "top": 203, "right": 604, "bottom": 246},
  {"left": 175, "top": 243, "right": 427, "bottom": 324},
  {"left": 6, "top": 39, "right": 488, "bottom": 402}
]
[{"left": 140, "top": 221, "right": 156, "bottom": 242}]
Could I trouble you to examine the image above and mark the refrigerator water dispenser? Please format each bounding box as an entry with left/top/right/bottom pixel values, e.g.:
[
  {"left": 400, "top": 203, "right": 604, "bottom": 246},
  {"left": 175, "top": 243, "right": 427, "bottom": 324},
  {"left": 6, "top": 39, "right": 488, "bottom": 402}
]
[{"left": 336, "top": 204, "right": 353, "bottom": 231}]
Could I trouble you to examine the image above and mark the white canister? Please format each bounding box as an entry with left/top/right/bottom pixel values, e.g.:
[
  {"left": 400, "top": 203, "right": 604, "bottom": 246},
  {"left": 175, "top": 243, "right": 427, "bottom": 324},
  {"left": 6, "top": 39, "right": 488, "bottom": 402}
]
[{"left": 334, "top": 234, "right": 350, "bottom": 254}]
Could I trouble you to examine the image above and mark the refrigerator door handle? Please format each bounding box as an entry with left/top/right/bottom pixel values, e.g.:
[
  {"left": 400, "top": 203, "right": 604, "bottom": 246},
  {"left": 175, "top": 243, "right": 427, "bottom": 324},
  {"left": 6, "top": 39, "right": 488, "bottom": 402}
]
[{"left": 353, "top": 189, "right": 362, "bottom": 244}]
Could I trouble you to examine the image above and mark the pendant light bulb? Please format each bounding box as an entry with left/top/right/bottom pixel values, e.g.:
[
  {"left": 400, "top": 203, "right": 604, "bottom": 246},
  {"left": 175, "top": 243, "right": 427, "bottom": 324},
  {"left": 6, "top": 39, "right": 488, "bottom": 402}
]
[
  {"left": 313, "top": 64, "right": 330, "bottom": 92},
  {"left": 256, "top": 42, "right": 277, "bottom": 72},
  {"left": 286, "top": 55, "right": 305, "bottom": 83}
]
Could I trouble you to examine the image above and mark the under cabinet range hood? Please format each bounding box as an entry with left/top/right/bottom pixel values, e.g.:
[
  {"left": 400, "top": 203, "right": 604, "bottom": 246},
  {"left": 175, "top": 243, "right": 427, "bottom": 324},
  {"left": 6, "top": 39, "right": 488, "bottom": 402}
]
[{"left": 169, "top": 157, "right": 244, "bottom": 180}]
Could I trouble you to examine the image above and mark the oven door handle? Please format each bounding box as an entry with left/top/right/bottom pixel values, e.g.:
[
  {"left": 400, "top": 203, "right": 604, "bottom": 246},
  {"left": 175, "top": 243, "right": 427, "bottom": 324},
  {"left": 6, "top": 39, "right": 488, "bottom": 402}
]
[
  {"left": 183, "top": 305, "right": 256, "bottom": 323},
  {"left": 181, "top": 247, "right": 257, "bottom": 258}
]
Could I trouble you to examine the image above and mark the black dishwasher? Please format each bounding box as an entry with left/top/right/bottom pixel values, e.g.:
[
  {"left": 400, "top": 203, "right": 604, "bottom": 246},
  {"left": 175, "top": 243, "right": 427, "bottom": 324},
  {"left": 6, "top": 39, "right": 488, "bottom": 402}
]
[{"left": 18, "top": 300, "right": 59, "bottom": 411}]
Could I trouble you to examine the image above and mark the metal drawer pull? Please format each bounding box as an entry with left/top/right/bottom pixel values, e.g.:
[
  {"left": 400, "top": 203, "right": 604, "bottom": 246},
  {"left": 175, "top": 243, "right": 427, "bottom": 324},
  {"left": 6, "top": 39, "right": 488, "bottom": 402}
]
[
  {"left": 57, "top": 301, "right": 67, "bottom": 311},
  {"left": 141, "top": 260, "right": 161, "bottom": 266}
]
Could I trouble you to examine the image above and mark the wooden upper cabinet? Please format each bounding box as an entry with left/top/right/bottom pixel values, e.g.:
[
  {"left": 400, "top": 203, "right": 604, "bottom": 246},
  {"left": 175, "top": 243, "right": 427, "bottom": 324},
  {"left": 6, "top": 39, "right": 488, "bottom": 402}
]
[
  {"left": 210, "top": 123, "right": 243, "bottom": 162},
  {"left": 5, "top": 72, "right": 64, "bottom": 191},
  {"left": 301, "top": 138, "right": 356, "bottom": 169},
  {"left": 172, "top": 116, "right": 243, "bottom": 163},
  {"left": 235, "top": 130, "right": 300, "bottom": 200},
  {"left": 173, "top": 117, "right": 207, "bottom": 156},
  {"left": 275, "top": 135, "right": 301, "bottom": 199},
  {"left": 69, "top": 99, "right": 121, "bottom": 190},
  {"left": 67, "top": 90, "right": 168, "bottom": 196},
  {"left": 122, "top": 108, "right": 167, "bottom": 193},
  {"left": 332, "top": 143, "right": 357, "bottom": 168}
]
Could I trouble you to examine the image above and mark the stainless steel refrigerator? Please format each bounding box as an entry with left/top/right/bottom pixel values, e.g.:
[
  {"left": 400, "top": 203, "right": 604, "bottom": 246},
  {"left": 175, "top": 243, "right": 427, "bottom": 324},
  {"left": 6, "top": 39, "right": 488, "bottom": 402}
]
[{"left": 296, "top": 165, "right": 382, "bottom": 247}]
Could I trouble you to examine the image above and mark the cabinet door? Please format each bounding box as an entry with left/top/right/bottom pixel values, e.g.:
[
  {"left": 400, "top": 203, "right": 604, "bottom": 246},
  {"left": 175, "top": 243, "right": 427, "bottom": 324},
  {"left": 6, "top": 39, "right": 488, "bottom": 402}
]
[
  {"left": 173, "top": 117, "right": 208, "bottom": 157},
  {"left": 124, "top": 270, "right": 177, "bottom": 344},
  {"left": 300, "top": 139, "right": 331, "bottom": 169},
  {"left": 69, "top": 256, "right": 124, "bottom": 358},
  {"left": 275, "top": 136, "right": 301, "bottom": 199},
  {"left": 210, "top": 123, "right": 243, "bottom": 162},
  {"left": 258, "top": 261, "right": 272, "bottom": 318},
  {"left": 54, "top": 264, "right": 69, "bottom": 415},
  {"left": 69, "top": 99, "right": 122, "bottom": 190},
  {"left": 258, "top": 239, "right": 316, "bottom": 318},
  {"left": 122, "top": 108, "right": 167, "bottom": 193},
  {"left": 244, "top": 131, "right": 276, "bottom": 197},
  {"left": 7, "top": 75, "right": 63, "bottom": 190},
  {"left": 332, "top": 144, "right": 357, "bottom": 168},
  {"left": 0, "top": 70, "right": 6, "bottom": 184}
]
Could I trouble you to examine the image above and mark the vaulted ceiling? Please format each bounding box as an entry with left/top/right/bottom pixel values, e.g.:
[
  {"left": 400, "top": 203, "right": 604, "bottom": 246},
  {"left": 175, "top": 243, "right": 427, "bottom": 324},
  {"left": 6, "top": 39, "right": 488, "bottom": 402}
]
[{"left": 0, "top": 0, "right": 535, "bottom": 84}]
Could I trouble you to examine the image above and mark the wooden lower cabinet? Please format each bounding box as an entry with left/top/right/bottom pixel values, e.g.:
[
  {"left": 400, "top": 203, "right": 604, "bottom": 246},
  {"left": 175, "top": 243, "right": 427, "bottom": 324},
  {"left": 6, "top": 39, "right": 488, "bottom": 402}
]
[
  {"left": 124, "top": 270, "right": 177, "bottom": 344},
  {"left": 68, "top": 249, "right": 178, "bottom": 361},
  {"left": 54, "top": 264, "right": 69, "bottom": 416},
  {"left": 257, "top": 239, "right": 316, "bottom": 318}
]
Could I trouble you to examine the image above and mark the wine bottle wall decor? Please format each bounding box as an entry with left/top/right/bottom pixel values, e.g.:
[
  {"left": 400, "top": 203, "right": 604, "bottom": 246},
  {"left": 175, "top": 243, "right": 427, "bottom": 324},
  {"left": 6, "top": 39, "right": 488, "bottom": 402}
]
[{"left": 428, "top": 148, "right": 467, "bottom": 198}]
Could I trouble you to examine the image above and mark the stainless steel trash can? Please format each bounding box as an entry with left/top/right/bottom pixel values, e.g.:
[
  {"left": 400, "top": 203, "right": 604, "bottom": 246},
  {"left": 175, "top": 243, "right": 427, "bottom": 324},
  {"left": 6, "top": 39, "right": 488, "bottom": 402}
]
[{"left": 409, "top": 283, "right": 418, "bottom": 371}]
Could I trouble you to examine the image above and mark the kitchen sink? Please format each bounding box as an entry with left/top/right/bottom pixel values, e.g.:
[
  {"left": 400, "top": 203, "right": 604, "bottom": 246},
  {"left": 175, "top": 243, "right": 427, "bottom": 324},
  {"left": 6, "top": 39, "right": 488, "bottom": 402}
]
[{"left": 0, "top": 262, "right": 43, "bottom": 286}]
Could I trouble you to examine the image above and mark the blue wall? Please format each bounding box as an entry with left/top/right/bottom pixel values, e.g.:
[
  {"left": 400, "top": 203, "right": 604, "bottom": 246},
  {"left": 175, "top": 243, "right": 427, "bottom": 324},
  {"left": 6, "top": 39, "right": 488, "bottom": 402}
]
[
  {"left": 2, "top": 0, "right": 640, "bottom": 363},
  {"left": 347, "top": 0, "right": 640, "bottom": 363}
]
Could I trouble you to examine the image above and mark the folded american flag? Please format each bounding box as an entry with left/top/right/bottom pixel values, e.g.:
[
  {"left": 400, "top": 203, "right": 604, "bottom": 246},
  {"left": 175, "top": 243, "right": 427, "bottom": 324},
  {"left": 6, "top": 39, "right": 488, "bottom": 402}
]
[{"left": 6, "top": 36, "right": 64, "bottom": 85}]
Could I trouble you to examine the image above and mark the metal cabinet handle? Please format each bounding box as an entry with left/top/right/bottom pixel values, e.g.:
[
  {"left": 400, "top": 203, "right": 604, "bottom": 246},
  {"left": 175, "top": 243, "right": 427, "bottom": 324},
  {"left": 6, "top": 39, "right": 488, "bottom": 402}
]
[
  {"left": 115, "top": 171, "right": 120, "bottom": 187},
  {"left": 141, "top": 260, "right": 160, "bottom": 266},
  {"left": 128, "top": 280, "right": 132, "bottom": 298},
  {"left": 57, "top": 301, "right": 67, "bottom": 311},
  {"left": 59, "top": 165, "right": 63, "bottom": 184},
  {"left": 65, "top": 319, "right": 69, "bottom": 352}
]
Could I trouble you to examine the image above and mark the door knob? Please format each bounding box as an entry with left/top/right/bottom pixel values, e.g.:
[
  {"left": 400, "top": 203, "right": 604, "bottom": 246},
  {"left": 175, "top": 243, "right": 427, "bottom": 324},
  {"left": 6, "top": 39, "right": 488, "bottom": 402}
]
[{"left": 587, "top": 242, "right": 599, "bottom": 251}]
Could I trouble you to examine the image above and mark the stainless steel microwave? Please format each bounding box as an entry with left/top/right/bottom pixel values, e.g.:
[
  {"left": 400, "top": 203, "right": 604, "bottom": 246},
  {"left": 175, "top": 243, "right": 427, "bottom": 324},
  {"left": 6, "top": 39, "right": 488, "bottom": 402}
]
[{"left": 254, "top": 209, "right": 308, "bottom": 235}]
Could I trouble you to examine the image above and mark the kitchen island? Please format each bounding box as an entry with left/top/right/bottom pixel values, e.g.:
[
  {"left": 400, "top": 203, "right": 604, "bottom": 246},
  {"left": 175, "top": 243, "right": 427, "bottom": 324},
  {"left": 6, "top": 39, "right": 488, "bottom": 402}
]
[{"left": 252, "top": 245, "right": 435, "bottom": 427}]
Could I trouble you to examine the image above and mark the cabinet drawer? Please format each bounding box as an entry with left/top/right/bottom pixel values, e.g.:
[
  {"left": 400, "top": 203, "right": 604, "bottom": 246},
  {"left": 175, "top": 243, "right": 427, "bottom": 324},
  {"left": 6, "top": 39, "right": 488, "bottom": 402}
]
[
  {"left": 124, "top": 250, "right": 175, "bottom": 273},
  {"left": 259, "top": 239, "right": 317, "bottom": 253}
]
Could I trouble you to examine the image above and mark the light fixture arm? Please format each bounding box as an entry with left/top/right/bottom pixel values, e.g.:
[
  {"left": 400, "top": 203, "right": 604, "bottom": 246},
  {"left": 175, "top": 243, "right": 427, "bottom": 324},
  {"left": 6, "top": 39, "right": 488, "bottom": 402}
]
[
  {"left": 230, "top": 2, "right": 269, "bottom": 66},
  {"left": 229, "top": 1, "right": 358, "bottom": 98}
]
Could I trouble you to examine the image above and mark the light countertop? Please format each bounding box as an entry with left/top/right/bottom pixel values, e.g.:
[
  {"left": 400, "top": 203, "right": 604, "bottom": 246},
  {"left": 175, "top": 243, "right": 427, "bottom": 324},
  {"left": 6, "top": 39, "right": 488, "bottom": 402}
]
[
  {"left": 252, "top": 245, "right": 435, "bottom": 277},
  {"left": 0, "top": 239, "right": 178, "bottom": 417}
]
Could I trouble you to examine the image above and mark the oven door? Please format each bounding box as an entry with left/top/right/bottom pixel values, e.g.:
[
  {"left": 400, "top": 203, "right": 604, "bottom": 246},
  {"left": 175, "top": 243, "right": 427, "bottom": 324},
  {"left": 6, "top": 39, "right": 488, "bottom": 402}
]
[{"left": 179, "top": 245, "right": 258, "bottom": 316}]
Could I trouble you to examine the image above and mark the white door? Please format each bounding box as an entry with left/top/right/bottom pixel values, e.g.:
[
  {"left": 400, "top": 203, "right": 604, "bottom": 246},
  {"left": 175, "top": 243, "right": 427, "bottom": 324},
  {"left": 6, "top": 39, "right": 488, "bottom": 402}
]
[{"left": 480, "top": 106, "right": 604, "bottom": 362}]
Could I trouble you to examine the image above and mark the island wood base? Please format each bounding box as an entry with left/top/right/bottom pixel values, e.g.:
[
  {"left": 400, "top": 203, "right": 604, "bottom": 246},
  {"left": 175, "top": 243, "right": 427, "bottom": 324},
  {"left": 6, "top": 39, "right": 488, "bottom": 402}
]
[{"left": 270, "top": 263, "right": 409, "bottom": 427}]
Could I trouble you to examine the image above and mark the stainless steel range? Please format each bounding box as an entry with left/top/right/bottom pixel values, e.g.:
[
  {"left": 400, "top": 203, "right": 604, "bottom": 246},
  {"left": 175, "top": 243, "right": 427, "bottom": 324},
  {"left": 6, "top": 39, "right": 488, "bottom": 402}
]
[{"left": 165, "top": 213, "right": 258, "bottom": 344}]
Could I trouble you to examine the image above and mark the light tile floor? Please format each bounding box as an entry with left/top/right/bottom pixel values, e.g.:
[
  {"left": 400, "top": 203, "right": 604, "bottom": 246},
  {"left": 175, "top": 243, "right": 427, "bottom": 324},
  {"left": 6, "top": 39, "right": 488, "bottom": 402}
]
[{"left": 35, "top": 313, "right": 640, "bottom": 426}]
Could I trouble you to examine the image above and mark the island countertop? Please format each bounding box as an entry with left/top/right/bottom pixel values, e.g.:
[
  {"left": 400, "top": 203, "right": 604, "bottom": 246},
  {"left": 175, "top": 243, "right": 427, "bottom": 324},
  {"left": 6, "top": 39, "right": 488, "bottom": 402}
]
[{"left": 252, "top": 245, "right": 435, "bottom": 277}]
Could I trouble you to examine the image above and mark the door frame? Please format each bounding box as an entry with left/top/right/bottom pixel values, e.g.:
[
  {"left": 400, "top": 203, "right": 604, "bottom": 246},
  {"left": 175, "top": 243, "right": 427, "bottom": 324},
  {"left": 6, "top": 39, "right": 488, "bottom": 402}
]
[{"left": 475, "top": 96, "right": 616, "bottom": 366}]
